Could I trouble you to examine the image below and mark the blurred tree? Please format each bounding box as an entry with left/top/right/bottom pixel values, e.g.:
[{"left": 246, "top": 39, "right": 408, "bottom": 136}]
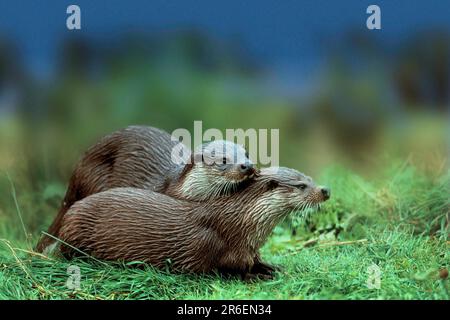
[
  {"left": 393, "top": 31, "right": 449, "bottom": 112},
  {"left": 0, "top": 37, "right": 28, "bottom": 114},
  {"left": 305, "top": 32, "right": 390, "bottom": 160}
]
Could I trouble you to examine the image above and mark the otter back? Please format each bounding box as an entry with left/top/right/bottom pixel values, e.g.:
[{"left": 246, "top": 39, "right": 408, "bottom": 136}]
[{"left": 36, "top": 125, "right": 189, "bottom": 252}]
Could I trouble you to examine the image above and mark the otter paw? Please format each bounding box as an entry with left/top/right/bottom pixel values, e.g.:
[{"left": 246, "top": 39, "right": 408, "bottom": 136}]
[
  {"left": 243, "top": 272, "right": 275, "bottom": 282},
  {"left": 251, "top": 261, "right": 282, "bottom": 276}
]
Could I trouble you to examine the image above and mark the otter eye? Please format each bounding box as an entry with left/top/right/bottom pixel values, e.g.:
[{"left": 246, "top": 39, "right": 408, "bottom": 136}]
[
  {"left": 222, "top": 157, "right": 227, "bottom": 165},
  {"left": 297, "top": 183, "right": 307, "bottom": 190}
]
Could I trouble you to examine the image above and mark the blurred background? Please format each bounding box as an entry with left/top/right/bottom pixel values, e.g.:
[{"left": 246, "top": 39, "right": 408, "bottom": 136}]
[{"left": 0, "top": 1, "right": 448, "bottom": 238}]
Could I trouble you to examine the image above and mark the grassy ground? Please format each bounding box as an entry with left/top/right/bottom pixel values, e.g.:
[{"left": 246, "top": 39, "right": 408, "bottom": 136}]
[{"left": 0, "top": 161, "right": 448, "bottom": 300}]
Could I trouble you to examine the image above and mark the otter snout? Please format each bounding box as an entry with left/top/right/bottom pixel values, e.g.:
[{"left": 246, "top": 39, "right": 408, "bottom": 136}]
[
  {"left": 238, "top": 162, "right": 255, "bottom": 176},
  {"left": 320, "top": 187, "right": 331, "bottom": 200}
]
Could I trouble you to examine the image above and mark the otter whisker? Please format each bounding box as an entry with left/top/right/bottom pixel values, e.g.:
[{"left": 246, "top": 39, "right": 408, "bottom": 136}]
[
  {"left": 291, "top": 202, "right": 303, "bottom": 217},
  {"left": 292, "top": 201, "right": 310, "bottom": 221}
]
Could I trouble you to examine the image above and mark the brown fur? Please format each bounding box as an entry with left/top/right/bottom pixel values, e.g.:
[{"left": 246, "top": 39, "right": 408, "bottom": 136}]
[
  {"left": 36, "top": 125, "right": 254, "bottom": 253},
  {"left": 58, "top": 167, "right": 329, "bottom": 278}
]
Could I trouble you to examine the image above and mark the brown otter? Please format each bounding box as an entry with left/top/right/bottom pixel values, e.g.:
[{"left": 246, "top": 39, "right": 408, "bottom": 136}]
[
  {"left": 58, "top": 167, "right": 330, "bottom": 279},
  {"left": 36, "top": 125, "right": 255, "bottom": 253}
]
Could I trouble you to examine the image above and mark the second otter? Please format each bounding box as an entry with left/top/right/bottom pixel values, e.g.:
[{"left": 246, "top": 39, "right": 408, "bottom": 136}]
[{"left": 59, "top": 167, "right": 330, "bottom": 279}]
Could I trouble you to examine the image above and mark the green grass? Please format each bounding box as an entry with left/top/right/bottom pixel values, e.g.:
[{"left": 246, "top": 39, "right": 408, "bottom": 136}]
[{"left": 0, "top": 162, "right": 448, "bottom": 300}]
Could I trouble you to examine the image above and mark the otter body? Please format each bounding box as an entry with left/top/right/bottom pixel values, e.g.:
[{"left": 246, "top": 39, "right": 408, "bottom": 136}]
[
  {"left": 37, "top": 125, "right": 254, "bottom": 253},
  {"left": 59, "top": 167, "right": 330, "bottom": 277}
]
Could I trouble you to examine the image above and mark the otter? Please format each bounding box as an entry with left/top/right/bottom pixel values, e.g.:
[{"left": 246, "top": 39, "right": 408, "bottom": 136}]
[
  {"left": 36, "top": 125, "right": 255, "bottom": 253},
  {"left": 58, "top": 167, "right": 330, "bottom": 279}
]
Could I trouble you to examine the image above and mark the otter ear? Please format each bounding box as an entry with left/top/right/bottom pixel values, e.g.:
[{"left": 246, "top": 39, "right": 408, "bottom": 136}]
[{"left": 266, "top": 180, "right": 279, "bottom": 191}]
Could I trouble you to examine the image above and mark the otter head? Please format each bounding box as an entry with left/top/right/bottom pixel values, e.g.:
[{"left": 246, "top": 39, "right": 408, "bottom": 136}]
[
  {"left": 177, "top": 140, "right": 256, "bottom": 201},
  {"left": 259, "top": 166, "right": 330, "bottom": 213},
  {"left": 241, "top": 166, "right": 330, "bottom": 249},
  {"left": 259, "top": 167, "right": 331, "bottom": 211}
]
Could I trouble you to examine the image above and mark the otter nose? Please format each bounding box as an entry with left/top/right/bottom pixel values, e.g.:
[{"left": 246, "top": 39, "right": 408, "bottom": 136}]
[
  {"left": 321, "top": 187, "right": 331, "bottom": 200},
  {"left": 239, "top": 163, "right": 254, "bottom": 175}
]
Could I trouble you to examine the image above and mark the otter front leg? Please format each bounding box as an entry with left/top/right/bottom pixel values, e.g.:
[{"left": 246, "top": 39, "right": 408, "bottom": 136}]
[
  {"left": 250, "top": 261, "right": 278, "bottom": 275},
  {"left": 217, "top": 264, "right": 276, "bottom": 281},
  {"left": 235, "top": 258, "right": 279, "bottom": 281},
  {"left": 249, "top": 255, "right": 281, "bottom": 277},
  {"left": 242, "top": 270, "right": 273, "bottom": 281}
]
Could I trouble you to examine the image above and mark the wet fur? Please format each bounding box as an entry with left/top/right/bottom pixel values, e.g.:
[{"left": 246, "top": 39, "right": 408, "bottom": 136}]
[
  {"left": 59, "top": 167, "right": 328, "bottom": 277},
  {"left": 37, "top": 125, "right": 185, "bottom": 252},
  {"left": 36, "top": 126, "right": 252, "bottom": 252}
]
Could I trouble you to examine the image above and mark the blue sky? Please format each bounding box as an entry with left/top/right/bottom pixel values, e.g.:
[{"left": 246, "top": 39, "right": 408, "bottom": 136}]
[{"left": 0, "top": 0, "right": 449, "bottom": 78}]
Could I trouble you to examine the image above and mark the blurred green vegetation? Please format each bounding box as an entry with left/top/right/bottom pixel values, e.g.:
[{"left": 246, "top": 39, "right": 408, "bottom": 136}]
[
  {"left": 0, "top": 30, "right": 448, "bottom": 248},
  {"left": 0, "top": 31, "right": 448, "bottom": 299}
]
